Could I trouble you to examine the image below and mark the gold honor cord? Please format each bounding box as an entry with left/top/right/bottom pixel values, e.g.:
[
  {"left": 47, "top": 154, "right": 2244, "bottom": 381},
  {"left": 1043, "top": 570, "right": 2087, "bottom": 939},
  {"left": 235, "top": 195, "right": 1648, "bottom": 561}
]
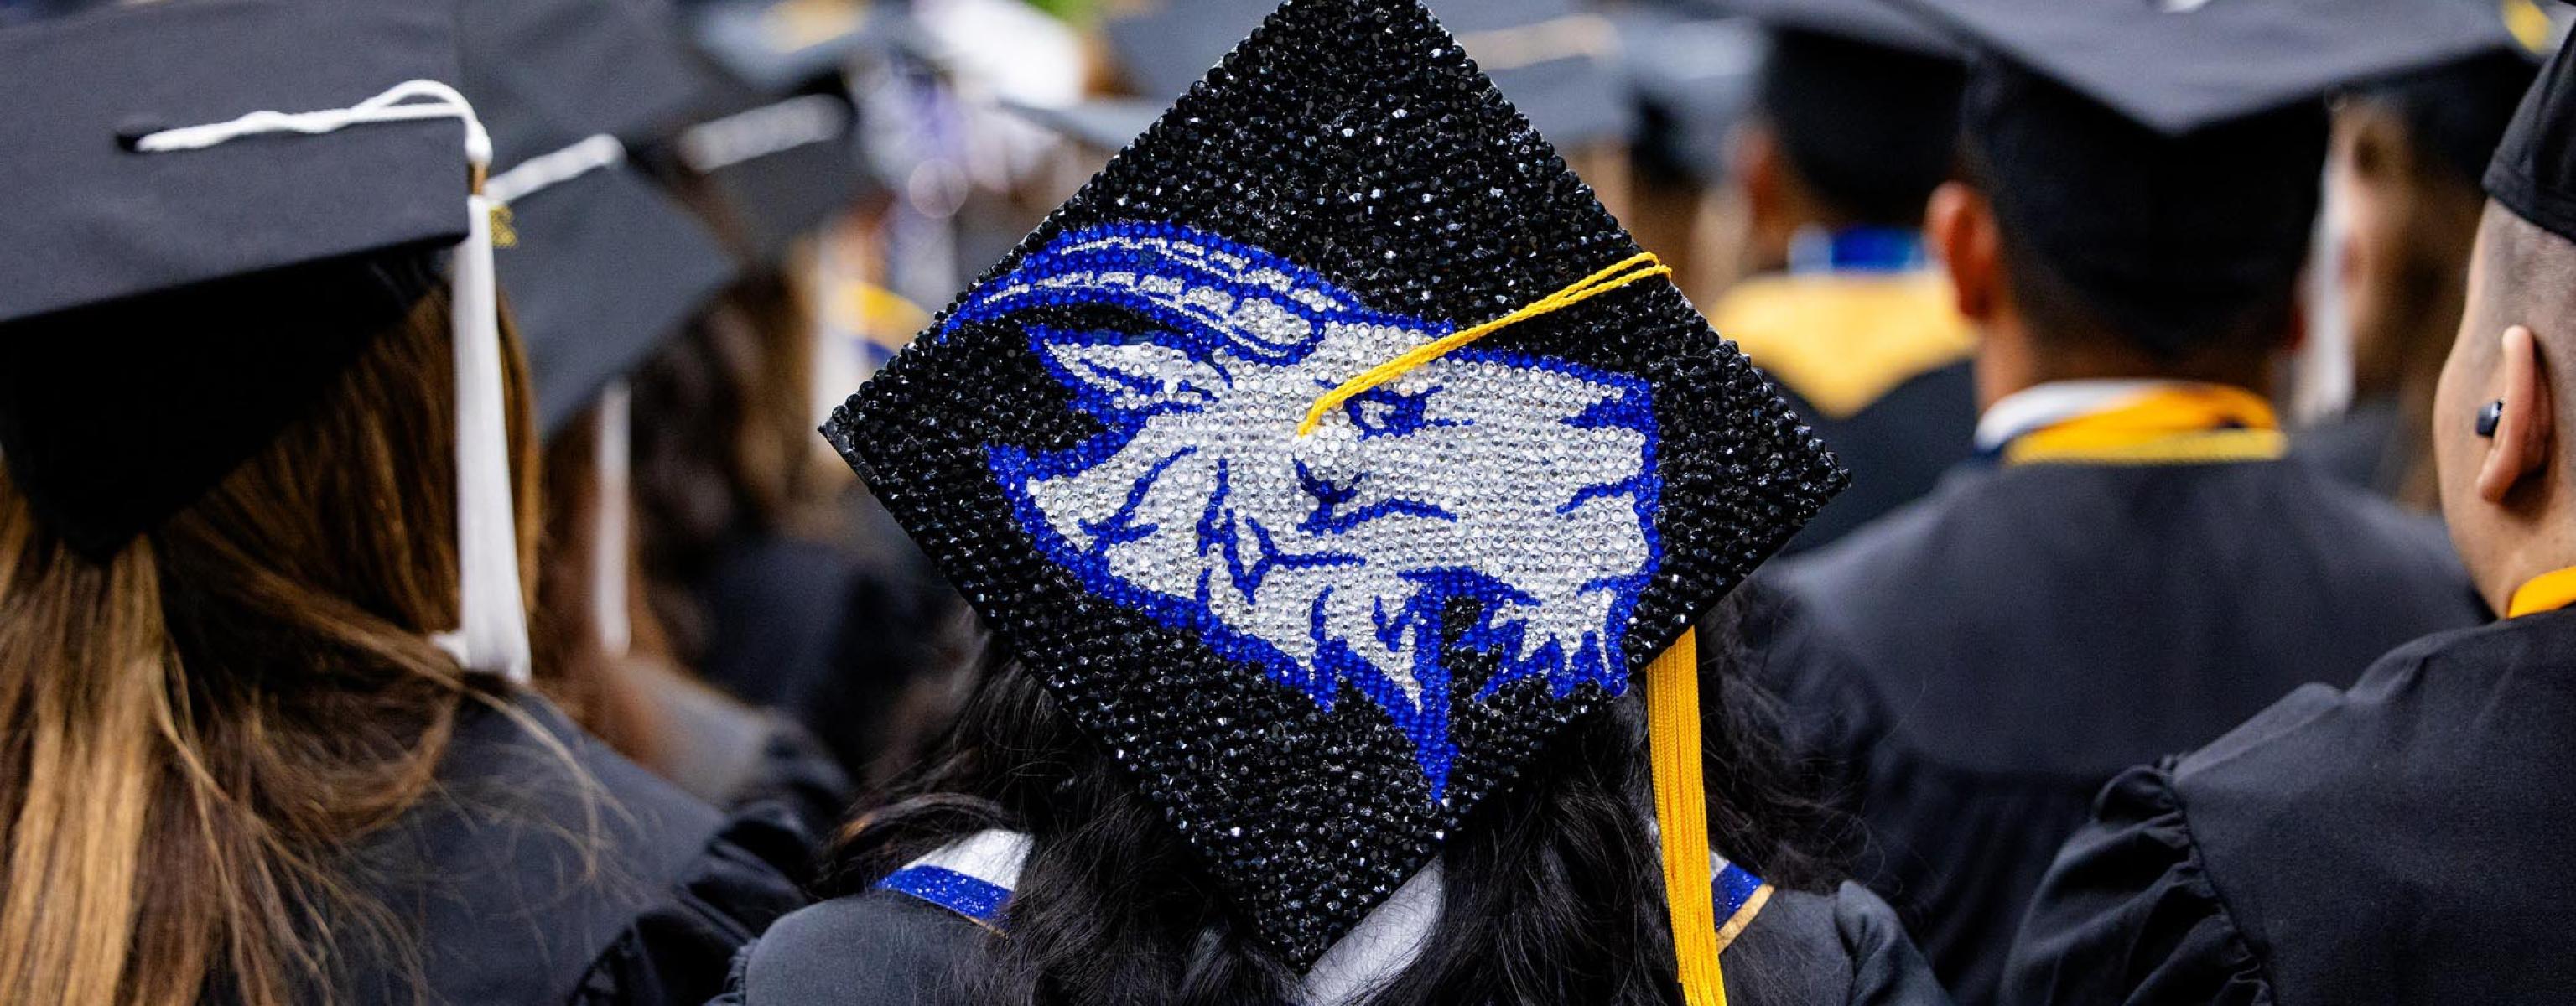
[
  {"left": 1649, "top": 628, "right": 1729, "bottom": 1006},
  {"left": 1298, "top": 252, "right": 1671, "bottom": 437}
]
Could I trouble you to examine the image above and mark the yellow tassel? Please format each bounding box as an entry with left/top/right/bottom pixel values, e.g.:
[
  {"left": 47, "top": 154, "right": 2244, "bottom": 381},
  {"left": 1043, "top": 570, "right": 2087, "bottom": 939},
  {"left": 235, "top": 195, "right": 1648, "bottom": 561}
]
[
  {"left": 1298, "top": 252, "right": 1670, "bottom": 437},
  {"left": 1649, "top": 628, "right": 1727, "bottom": 1006}
]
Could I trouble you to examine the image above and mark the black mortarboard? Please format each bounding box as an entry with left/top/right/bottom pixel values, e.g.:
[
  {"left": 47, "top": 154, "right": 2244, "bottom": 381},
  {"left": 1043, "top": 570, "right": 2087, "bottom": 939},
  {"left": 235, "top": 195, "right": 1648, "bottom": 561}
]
[
  {"left": 1001, "top": 96, "right": 1166, "bottom": 154},
  {"left": 461, "top": 0, "right": 738, "bottom": 437},
  {"left": 1891, "top": 0, "right": 2517, "bottom": 137},
  {"left": 831, "top": 0, "right": 1838, "bottom": 973},
  {"left": 674, "top": 65, "right": 870, "bottom": 263},
  {"left": 0, "top": 0, "right": 470, "bottom": 557},
  {"left": 1104, "top": 0, "right": 1635, "bottom": 150},
  {"left": 1696, "top": 0, "right": 1957, "bottom": 59},
  {"left": 680, "top": 0, "right": 870, "bottom": 96},
  {"left": 1908, "top": 0, "right": 2521, "bottom": 357},
  {"left": 1618, "top": 12, "right": 1763, "bottom": 185},
  {"left": 2490, "top": 12, "right": 2576, "bottom": 242},
  {"left": 2369, "top": 48, "right": 2542, "bottom": 187}
]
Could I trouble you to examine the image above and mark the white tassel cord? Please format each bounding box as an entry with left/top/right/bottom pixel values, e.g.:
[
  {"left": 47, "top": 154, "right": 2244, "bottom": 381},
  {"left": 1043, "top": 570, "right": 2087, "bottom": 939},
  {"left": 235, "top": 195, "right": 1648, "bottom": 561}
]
[
  {"left": 591, "top": 382, "right": 634, "bottom": 659},
  {"left": 135, "top": 80, "right": 533, "bottom": 683},
  {"left": 484, "top": 132, "right": 626, "bottom": 205},
  {"left": 678, "top": 93, "right": 849, "bottom": 174}
]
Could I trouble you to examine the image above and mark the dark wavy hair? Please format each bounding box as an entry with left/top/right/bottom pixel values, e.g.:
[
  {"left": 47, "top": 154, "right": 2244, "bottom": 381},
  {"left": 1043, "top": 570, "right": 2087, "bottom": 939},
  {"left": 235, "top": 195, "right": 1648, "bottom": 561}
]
[{"left": 825, "top": 595, "right": 1847, "bottom": 1005}]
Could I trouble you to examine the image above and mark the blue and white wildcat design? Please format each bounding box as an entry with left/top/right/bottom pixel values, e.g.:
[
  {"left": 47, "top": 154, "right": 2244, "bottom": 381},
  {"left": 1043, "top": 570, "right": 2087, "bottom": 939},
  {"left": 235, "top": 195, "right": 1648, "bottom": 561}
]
[{"left": 958, "top": 223, "right": 1662, "bottom": 799}]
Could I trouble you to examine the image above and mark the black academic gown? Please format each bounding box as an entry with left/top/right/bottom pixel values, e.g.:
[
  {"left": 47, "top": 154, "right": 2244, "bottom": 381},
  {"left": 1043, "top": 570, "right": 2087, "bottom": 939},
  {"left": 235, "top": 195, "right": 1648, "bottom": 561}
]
[
  {"left": 1709, "top": 267, "right": 1980, "bottom": 557},
  {"left": 2292, "top": 395, "right": 2409, "bottom": 500},
  {"left": 1757, "top": 458, "right": 2483, "bottom": 1004},
  {"left": 307, "top": 696, "right": 808, "bottom": 1006},
  {"left": 629, "top": 658, "right": 854, "bottom": 846},
  {"left": 711, "top": 881, "right": 1952, "bottom": 1005},
  {"left": 2007, "top": 609, "right": 2576, "bottom": 1005}
]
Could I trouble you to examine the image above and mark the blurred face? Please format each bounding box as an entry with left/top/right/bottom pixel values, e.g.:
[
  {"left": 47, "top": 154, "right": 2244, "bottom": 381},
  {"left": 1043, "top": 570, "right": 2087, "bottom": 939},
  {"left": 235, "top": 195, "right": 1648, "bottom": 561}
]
[
  {"left": 2334, "top": 106, "right": 2486, "bottom": 396},
  {"left": 2431, "top": 225, "right": 2499, "bottom": 557}
]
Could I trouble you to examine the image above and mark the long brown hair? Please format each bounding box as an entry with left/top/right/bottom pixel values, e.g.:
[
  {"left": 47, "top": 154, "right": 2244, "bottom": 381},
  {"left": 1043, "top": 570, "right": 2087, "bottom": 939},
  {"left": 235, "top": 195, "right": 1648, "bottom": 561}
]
[{"left": 0, "top": 288, "right": 542, "bottom": 1006}]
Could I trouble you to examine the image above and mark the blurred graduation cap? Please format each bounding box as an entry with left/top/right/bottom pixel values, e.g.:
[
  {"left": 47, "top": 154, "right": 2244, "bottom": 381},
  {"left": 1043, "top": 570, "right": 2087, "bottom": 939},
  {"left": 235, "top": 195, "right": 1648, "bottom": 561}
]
[
  {"left": 654, "top": 0, "right": 875, "bottom": 263},
  {"left": 999, "top": 96, "right": 1165, "bottom": 154},
  {"left": 1694, "top": 0, "right": 1957, "bottom": 58},
  {"left": 1888, "top": 0, "right": 2521, "bottom": 137},
  {"left": 460, "top": 0, "right": 739, "bottom": 438},
  {"left": 1614, "top": 10, "right": 1764, "bottom": 185},
  {"left": 682, "top": 0, "right": 871, "bottom": 95},
  {"left": 0, "top": 0, "right": 532, "bottom": 679},
  {"left": 0, "top": 0, "right": 474, "bottom": 557},
  {"left": 1099, "top": 0, "right": 1635, "bottom": 150}
]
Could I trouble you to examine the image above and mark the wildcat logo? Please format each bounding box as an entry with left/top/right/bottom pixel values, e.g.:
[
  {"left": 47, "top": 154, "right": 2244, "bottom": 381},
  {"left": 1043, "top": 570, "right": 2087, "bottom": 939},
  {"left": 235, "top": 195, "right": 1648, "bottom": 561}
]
[{"left": 953, "top": 224, "right": 1661, "bottom": 800}]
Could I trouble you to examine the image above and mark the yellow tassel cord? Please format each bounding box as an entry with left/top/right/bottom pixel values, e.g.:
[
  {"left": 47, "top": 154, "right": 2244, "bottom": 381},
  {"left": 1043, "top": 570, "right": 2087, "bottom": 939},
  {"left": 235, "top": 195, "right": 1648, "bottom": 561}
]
[
  {"left": 1298, "top": 252, "right": 1670, "bottom": 437},
  {"left": 1649, "top": 628, "right": 1728, "bottom": 1006},
  {"left": 1296, "top": 250, "right": 1716, "bottom": 1000}
]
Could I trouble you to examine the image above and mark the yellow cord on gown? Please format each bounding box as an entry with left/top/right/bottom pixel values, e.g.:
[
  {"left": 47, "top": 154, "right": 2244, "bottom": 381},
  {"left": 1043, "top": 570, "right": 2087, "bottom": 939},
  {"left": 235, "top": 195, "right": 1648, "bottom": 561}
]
[
  {"left": 1649, "top": 628, "right": 1728, "bottom": 1006},
  {"left": 1299, "top": 252, "right": 1670, "bottom": 437}
]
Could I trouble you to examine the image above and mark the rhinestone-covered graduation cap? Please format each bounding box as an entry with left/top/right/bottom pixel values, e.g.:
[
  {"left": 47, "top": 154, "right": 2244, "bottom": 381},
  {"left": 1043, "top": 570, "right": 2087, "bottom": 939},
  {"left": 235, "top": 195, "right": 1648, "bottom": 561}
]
[{"left": 827, "top": 0, "right": 1841, "bottom": 978}]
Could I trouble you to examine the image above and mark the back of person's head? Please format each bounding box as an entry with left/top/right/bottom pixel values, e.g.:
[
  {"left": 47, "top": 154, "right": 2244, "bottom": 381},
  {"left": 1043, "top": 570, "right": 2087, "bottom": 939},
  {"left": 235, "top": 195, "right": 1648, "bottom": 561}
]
[
  {"left": 1963, "top": 62, "right": 2329, "bottom": 362},
  {"left": 0, "top": 267, "right": 540, "bottom": 1005},
  {"left": 1755, "top": 29, "right": 1965, "bottom": 229},
  {"left": 829, "top": 602, "right": 1846, "bottom": 1006}
]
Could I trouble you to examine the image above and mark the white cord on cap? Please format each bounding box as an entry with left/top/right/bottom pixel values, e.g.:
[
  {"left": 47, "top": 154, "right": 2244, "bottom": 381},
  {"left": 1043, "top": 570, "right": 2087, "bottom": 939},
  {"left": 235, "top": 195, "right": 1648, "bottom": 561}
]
[
  {"left": 133, "top": 79, "right": 533, "bottom": 684},
  {"left": 485, "top": 132, "right": 626, "bottom": 205},
  {"left": 591, "top": 381, "right": 634, "bottom": 659},
  {"left": 678, "top": 93, "right": 849, "bottom": 174}
]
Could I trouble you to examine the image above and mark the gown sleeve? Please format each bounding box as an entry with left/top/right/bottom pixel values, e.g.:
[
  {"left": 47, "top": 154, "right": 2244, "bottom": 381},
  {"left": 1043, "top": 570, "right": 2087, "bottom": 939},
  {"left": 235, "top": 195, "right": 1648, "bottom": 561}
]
[
  {"left": 1831, "top": 883, "right": 1953, "bottom": 1006},
  {"left": 569, "top": 806, "right": 812, "bottom": 1006},
  {"left": 2004, "top": 763, "right": 2274, "bottom": 1006}
]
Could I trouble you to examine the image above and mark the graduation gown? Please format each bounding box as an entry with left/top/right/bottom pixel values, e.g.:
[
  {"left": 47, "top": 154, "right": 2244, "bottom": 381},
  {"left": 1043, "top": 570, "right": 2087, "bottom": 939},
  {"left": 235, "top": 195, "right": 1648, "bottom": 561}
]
[
  {"left": 2007, "top": 608, "right": 2576, "bottom": 1005},
  {"left": 309, "top": 695, "right": 808, "bottom": 1005},
  {"left": 711, "top": 849, "right": 1953, "bottom": 1005},
  {"left": 628, "top": 656, "right": 854, "bottom": 846},
  {"left": 1758, "top": 457, "right": 2482, "bottom": 1004},
  {"left": 1711, "top": 264, "right": 1978, "bottom": 557}
]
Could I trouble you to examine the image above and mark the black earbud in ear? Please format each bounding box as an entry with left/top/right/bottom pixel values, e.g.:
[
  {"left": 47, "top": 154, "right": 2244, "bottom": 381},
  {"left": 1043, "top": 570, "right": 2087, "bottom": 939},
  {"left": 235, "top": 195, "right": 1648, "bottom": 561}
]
[{"left": 2478, "top": 399, "right": 2506, "bottom": 438}]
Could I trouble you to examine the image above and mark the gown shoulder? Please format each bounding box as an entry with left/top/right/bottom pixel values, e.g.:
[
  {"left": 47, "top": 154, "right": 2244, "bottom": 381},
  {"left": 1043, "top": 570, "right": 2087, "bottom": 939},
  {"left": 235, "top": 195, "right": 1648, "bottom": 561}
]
[
  {"left": 717, "top": 878, "right": 1950, "bottom": 1005},
  {"left": 336, "top": 695, "right": 809, "bottom": 1006}
]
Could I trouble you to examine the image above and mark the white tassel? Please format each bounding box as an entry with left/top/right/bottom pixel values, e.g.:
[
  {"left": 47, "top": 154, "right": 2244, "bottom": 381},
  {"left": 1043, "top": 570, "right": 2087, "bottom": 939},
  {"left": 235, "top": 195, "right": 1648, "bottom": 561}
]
[
  {"left": 485, "top": 132, "right": 626, "bottom": 205},
  {"left": 136, "top": 80, "right": 532, "bottom": 683},
  {"left": 434, "top": 186, "right": 535, "bottom": 682},
  {"left": 591, "top": 382, "right": 634, "bottom": 660},
  {"left": 678, "top": 93, "right": 849, "bottom": 174}
]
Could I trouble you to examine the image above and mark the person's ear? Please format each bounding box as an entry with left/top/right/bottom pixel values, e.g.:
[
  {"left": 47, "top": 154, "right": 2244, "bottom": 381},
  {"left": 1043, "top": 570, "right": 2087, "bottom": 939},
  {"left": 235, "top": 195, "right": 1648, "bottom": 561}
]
[
  {"left": 2477, "top": 324, "right": 2555, "bottom": 505},
  {"left": 1732, "top": 124, "right": 1783, "bottom": 239},
  {"left": 1928, "top": 181, "right": 1999, "bottom": 324}
]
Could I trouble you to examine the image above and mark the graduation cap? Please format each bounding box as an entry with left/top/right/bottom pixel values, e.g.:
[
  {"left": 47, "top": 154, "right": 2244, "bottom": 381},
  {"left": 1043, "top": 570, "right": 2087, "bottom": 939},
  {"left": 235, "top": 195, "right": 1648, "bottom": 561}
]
[
  {"left": 460, "top": 0, "right": 739, "bottom": 438},
  {"left": 1000, "top": 96, "right": 1166, "bottom": 155},
  {"left": 1897, "top": 0, "right": 2522, "bottom": 355},
  {"left": 1103, "top": 0, "right": 1635, "bottom": 151},
  {"left": 1889, "top": 0, "right": 2520, "bottom": 137},
  {"left": 0, "top": 0, "right": 530, "bottom": 678},
  {"left": 2489, "top": 6, "right": 2576, "bottom": 243},
  {"left": 681, "top": 0, "right": 871, "bottom": 96},
  {"left": 828, "top": 0, "right": 1840, "bottom": 989},
  {"left": 674, "top": 66, "right": 870, "bottom": 264},
  {"left": 1616, "top": 12, "right": 1765, "bottom": 185},
  {"left": 1695, "top": 0, "right": 1957, "bottom": 59}
]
